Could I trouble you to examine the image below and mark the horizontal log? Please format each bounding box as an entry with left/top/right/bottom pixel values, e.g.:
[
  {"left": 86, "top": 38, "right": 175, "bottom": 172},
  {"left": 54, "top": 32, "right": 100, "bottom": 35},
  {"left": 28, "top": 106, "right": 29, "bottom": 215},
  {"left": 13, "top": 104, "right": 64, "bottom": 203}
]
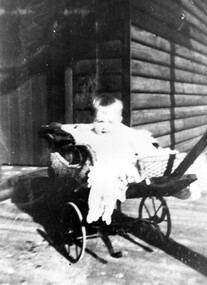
[
  {"left": 131, "top": 60, "right": 207, "bottom": 84},
  {"left": 131, "top": 41, "right": 207, "bottom": 75},
  {"left": 180, "top": 0, "right": 207, "bottom": 25},
  {"left": 75, "top": 58, "right": 122, "bottom": 75},
  {"left": 179, "top": 37, "right": 207, "bottom": 60},
  {"left": 131, "top": 93, "right": 207, "bottom": 109},
  {"left": 194, "top": 0, "right": 207, "bottom": 15},
  {"left": 132, "top": 106, "right": 207, "bottom": 125},
  {"left": 132, "top": 60, "right": 169, "bottom": 79},
  {"left": 131, "top": 76, "right": 207, "bottom": 94},
  {"left": 174, "top": 135, "right": 203, "bottom": 153},
  {"left": 184, "top": 9, "right": 207, "bottom": 35},
  {"left": 155, "top": 125, "right": 207, "bottom": 147},
  {"left": 131, "top": 25, "right": 171, "bottom": 53},
  {"left": 131, "top": 41, "right": 170, "bottom": 65},
  {"left": 132, "top": 115, "right": 207, "bottom": 137},
  {"left": 131, "top": 25, "right": 207, "bottom": 66},
  {"left": 174, "top": 54, "right": 207, "bottom": 75},
  {"left": 186, "top": 22, "right": 207, "bottom": 47}
]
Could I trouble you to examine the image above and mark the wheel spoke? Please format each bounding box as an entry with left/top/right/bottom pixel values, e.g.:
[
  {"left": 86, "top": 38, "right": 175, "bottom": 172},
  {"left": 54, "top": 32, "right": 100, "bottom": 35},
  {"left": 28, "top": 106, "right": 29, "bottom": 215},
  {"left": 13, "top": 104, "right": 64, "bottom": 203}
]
[
  {"left": 152, "top": 197, "right": 157, "bottom": 215},
  {"left": 154, "top": 203, "right": 163, "bottom": 216},
  {"left": 143, "top": 203, "right": 152, "bottom": 218}
]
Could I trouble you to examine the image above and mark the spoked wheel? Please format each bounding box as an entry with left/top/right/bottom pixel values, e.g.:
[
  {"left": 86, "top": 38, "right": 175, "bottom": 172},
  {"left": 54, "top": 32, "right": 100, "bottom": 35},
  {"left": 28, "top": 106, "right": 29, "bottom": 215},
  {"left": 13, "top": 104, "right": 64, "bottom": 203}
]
[
  {"left": 61, "top": 202, "right": 86, "bottom": 263},
  {"left": 138, "top": 196, "right": 171, "bottom": 239}
]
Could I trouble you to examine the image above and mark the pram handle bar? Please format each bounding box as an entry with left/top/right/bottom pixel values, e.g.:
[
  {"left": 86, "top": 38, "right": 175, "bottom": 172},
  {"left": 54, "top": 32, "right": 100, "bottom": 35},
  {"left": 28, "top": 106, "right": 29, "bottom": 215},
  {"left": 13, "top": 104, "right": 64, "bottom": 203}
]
[{"left": 170, "top": 130, "right": 207, "bottom": 179}]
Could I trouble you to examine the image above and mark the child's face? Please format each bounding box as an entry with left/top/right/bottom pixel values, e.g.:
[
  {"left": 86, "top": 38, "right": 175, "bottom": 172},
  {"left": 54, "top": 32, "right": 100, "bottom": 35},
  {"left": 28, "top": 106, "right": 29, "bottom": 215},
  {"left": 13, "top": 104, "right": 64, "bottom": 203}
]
[{"left": 93, "top": 105, "right": 122, "bottom": 135}]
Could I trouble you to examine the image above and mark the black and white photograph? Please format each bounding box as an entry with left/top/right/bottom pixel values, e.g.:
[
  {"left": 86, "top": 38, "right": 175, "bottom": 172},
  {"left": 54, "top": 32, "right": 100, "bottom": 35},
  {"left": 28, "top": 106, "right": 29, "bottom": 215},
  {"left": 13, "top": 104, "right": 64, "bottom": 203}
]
[{"left": 0, "top": 0, "right": 207, "bottom": 284}]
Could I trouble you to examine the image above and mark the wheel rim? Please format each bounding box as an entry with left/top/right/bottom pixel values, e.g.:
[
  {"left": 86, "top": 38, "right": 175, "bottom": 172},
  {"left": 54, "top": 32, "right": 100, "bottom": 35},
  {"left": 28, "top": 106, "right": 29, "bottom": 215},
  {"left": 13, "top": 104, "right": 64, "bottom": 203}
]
[
  {"left": 139, "top": 196, "right": 171, "bottom": 239},
  {"left": 61, "top": 202, "right": 86, "bottom": 263}
]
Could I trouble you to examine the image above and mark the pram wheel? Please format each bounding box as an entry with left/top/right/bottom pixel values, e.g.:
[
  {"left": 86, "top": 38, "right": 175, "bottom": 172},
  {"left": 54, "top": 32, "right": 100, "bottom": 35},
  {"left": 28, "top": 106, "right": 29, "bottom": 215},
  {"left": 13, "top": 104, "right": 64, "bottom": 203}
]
[
  {"left": 138, "top": 196, "right": 171, "bottom": 239},
  {"left": 61, "top": 202, "right": 86, "bottom": 263}
]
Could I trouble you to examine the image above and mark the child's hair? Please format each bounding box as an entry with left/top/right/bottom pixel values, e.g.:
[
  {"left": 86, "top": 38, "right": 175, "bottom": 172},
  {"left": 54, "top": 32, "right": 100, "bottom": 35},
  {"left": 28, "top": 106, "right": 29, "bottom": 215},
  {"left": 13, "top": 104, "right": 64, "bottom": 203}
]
[{"left": 92, "top": 94, "right": 123, "bottom": 117}]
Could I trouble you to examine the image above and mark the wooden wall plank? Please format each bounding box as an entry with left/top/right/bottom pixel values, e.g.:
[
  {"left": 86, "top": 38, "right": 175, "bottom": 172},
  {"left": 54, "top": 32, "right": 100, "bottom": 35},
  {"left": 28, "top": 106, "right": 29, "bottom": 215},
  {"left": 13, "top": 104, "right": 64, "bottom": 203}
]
[
  {"left": 174, "top": 135, "right": 202, "bottom": 153},
  {"left": 131, "top": 26, "right": 171, "bottom": 52},
  {"left": 132, "top": 115, "right": 207, "bottom": 137},
  {"left": 131, "top": 59, "right": 207, "bottom": 84},
  {"left": 131, "top": 41, "right": 171, "bottom": 64},
  {"left": 131, "top": 41, "right": 207, "bottom": 75},
  {"left": 157, "top": 125, "right": 207, "bottom": 148},
  {"left": 186, "top": 22, "right": 207, "bottom": 47},
  {"left": 131, "top": 93, "right": 207, "bottom": 109},
  {"left": 131, "top": 77, "right": 207, "bottom": 94},
  {"left": 195, "top": 0, "right": 207, "bottom": 15},
  {"left": 181, "top": 0, "right": 207, "bottom": 26},
  {"left": 131, "top": 25, "right": 207, "bottom": 66},
  {"left": 132, "top": 106, "right": 207, "bottom": 125},
  {"left": 184, "top": 9, "right": 207, "bottom": 35}
]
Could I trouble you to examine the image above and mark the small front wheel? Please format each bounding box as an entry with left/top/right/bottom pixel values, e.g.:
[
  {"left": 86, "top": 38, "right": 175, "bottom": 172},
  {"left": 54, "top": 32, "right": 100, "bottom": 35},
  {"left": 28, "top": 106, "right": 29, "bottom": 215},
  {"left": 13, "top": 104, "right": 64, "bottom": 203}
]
[
  {"left": 138, "top": 196, "right": 171, "bottom": 239},
  {"left": 61, "top": 202, "right": 86, "bottom": 263}
]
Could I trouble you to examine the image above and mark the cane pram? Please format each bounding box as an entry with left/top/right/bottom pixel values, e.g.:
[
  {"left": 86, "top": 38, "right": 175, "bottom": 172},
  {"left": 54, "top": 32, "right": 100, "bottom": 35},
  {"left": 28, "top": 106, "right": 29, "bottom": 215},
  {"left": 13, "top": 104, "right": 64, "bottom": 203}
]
[{"left": 39, "top": 123, "right": 207, "bottom": 263}]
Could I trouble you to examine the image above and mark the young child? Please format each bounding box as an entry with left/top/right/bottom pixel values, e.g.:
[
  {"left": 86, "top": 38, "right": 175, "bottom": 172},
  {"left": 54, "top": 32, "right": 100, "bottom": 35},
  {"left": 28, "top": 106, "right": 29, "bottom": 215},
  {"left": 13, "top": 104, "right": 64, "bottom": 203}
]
[{"left": 61, "top": 94, "right": 173, "bottom": 224}]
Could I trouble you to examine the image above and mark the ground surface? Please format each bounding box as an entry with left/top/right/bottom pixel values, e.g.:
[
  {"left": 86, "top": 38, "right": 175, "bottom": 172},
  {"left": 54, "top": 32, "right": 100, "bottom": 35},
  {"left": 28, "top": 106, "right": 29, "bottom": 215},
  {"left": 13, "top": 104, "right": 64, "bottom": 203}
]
[{"left": 0, "top": 166, "right": 207, "bottom": 285}]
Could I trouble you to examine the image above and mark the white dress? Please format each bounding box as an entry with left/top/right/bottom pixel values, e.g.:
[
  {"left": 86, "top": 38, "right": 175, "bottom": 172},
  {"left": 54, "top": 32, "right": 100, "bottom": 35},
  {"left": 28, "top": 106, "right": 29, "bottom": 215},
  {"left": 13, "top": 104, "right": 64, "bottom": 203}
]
[{"left": 61, "top": 123, "right": 163, "bottom": 224}]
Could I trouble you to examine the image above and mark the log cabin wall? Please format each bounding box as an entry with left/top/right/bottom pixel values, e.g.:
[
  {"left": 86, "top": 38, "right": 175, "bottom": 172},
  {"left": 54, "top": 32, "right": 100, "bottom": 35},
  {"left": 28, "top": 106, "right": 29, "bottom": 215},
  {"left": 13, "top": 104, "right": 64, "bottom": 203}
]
[{"left": 129, "top": 0, "right": 207, "bottom": 152}]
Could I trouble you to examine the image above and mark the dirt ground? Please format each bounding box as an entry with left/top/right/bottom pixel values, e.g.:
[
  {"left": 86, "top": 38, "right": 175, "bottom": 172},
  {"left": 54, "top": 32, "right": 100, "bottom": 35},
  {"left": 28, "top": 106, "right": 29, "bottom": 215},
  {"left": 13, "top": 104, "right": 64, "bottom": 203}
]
[{"left": 0, "top": 171, "right": 207, "bottom": 285}]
